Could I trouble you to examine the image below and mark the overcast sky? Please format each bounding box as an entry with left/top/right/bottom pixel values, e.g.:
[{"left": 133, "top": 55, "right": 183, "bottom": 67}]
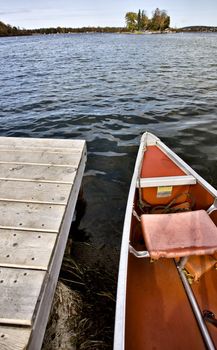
[{"left": 1, "top": 0, "right": 217, "bottom": 29}]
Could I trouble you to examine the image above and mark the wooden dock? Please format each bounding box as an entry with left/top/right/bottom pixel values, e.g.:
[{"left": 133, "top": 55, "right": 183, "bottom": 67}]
[{"left": 0, "top": 137, "right": 87, "bottom": 350}]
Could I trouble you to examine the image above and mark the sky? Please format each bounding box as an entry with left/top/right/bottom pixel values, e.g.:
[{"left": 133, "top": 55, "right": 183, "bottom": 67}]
[{"left": 0, "top": 0, "right": 217, "bottom": 29}]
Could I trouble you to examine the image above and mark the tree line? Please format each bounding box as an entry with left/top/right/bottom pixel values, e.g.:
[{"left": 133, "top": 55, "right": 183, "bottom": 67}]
[
  {"left": 0, "top": 20, "right": 126, "bottom": 37},
  {"left": 0, "top": 21, "right": 27, "bottom": 36},
  {"left": 125, "top": 8, "right": 170, "bottom": 32},
  {"left": 27, "top": 26, "right": 125, "bottom": 35}
]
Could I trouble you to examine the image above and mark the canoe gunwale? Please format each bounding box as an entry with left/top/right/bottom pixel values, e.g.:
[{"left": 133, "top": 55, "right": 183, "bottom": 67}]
[{"left": 113, "top": 133, "right": 148, "bottom": 350}]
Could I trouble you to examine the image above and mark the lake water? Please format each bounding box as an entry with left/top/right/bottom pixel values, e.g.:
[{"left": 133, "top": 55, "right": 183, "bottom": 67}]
[{"left": 0, "top": 33, "right": 217, "bottom": 247}]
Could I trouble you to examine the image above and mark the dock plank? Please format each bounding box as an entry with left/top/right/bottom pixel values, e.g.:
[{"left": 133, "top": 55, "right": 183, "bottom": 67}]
[
  {"left": 0, "top": 163, "right": 77, "bottom": 183},
  {"left": 0, "top": 136, "right": 87, "bottom": 349},
  {"left": 0, "top": 229, "right": 57, "bottom": 270},
  {"left": 0, "top": 150, "right": 81, "bottom": 167},
  {"left": 0, "top": 202, "right": 65, "bottom": 232},
  {"left": 0, "top": 326, "right": 31, "bottom": 350},
  {"left": 0, "top": 137, "right": 85, "bottom": 151},
  {"left": 0, "top": 267, "right": 46, "bottom": 326},
  {"left": 0, "top": 180, "right": 71, "bottom": 204},
  {"left": 28, "top": 141, "right": 87, "bottom": 350}
]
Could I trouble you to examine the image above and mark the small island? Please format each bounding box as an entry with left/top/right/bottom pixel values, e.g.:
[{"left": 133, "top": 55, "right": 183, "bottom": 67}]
[
  {"left": 0, "top": 7, "right": 217, "bottom": 37},
  {"left": 125, "top": 8, "right": 170, "bottom": 33}
]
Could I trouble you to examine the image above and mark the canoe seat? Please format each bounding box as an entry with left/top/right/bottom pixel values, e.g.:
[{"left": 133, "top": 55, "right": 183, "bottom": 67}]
[
  {"left": 137, "top": 175, "right": 196, "bottom": 188},
  {"left": 140, "top": 210, "right": 217, "bottom": 260},
  {"left": 137, "top": 175, "right": 196, "bottom": 207}
]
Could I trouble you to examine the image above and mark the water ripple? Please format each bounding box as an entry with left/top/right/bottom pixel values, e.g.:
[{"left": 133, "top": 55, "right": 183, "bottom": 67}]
[{"left": 0, "top": 33, "right": 217, "bottom": 245}]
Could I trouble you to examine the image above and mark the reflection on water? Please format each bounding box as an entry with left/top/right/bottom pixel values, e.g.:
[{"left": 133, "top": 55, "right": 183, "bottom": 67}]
[{"left": 0, "top": 33, "right": 217, "bottom": 246}]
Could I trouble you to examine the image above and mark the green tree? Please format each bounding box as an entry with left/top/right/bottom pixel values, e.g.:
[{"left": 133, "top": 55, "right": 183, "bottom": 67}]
[
  {"left": 150, "top": 8, "right": 170, "bottom": 31},
  {"left": 150, "top": 8, "right": 161, "bottom": 30},
  {"left": 137, "top": 9, "right": 141, "bottom": 31},
  {"left": 141, "top": 10, "right": 149, "bottom": 30},
  {"left": 125, "top": 12, "right": 137, "bottom": 31},
  {"left": 161, "top": 11, "right": 170, "bottom": 30},
  {"left": 0, "top": 21, "right": 9, "bottom": 35}
]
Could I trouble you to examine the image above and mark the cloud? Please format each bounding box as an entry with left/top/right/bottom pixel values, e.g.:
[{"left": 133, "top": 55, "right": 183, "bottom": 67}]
[{"left": 0, "top": 9, "right": 31, "bottom": 16}]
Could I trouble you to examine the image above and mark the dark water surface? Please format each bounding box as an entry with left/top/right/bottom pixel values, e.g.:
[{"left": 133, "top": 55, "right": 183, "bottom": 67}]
[{"left": 0, "top": 33, "right": 217, "bottom": 247}]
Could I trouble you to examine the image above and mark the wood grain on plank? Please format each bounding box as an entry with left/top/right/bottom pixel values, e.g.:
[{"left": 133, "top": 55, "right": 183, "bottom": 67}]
[
  {"left": 0, "top": 138, "right": 87, "bottom": 349},
  {"left": 0, "top": 202, "right": 65, "bottom": 232},
  {"left": 0, "top": 267, "right": 46, "bottom": 325},
  {"left": 0, "top": 137, "right": 85, "bottom": 151},
  {"left": 0, "top": 229, "right": 57, "bottom": 270},
  {"left": 28, "top": 142, "right": 87, "bottom": 350},
  {"left": 0, "top": 325, "right": 31, "bottom": 350},
  {"left": 0, "top": 180, "right": 71, "bottom": 204},
  {"left": 0, "top": 163, "right": 77, "bottom": 184},
  {"left": 0, "top": 150, "right": 81, "bottom": 167}
]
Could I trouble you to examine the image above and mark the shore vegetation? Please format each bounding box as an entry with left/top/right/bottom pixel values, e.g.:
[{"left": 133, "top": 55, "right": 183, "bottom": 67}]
[
  {"left": 125, "top": 8, "right": 170, "bottom": 32},
  {"left": 0, "top": 20, "right": 126, "bottom": 37}
]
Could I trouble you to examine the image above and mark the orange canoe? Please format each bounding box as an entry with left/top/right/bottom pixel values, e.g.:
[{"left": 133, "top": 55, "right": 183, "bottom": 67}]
[{"left": 114, "top": 132, "right": 217, "bottom": 350}]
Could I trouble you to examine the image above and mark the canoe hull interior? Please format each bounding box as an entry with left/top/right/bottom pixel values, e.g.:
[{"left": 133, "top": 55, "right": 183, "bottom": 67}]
[
  {"left": 126, "top": 255, "right": 206, "bottom": 350},
  {"left": 114, "top": 132, "right": 217, "bottom": 350},
  {"left": 140, "top": 145, "right": 214, "bottom": 209}
]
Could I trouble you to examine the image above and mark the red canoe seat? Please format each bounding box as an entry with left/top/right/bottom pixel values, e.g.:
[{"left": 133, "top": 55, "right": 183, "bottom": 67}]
[{"left": 140, "top": 210, "right": 217, "bottom": 260}]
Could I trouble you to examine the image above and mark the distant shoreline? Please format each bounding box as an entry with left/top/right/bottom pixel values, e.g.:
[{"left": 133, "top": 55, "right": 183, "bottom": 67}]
[
  {"left": 177, "top": 25, "right": 217, "bottom": 33},
  {"left": 0, "top": 20, "right": 217, "bottom": 38}
]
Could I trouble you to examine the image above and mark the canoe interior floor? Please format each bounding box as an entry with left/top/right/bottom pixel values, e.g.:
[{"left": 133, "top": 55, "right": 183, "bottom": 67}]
[
  {"left": 192, "top": 267, "right": 217, "bottom": 344},
  {"left": 126, "top": 254, "right": 206, "bottom": 350}
]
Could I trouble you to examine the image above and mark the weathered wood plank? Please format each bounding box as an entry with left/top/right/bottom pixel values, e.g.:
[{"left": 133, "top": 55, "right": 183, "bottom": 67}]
[
  {"left": 28, "top": 143, "right": 87, "bottom": 350},
  {"left": 0, "top": 202, "right": 65, "bottom": 232},
  {"left": 0, "top": 150, "right": 81, "bottom": 167},
  {"left": 0, "top": 229, "right": 57, "bottom": 270},
  {"left": 0, "top": 137, "right": 87, "bottom": 349},
  {"left": 0, "top": 180, "right": 71, "bottom": 205},
  {"left": 0, "top": 325, "right": 31, "bottom": 350},
  {"left": 0, "top": 267, "right": 46, "bottom": 325},
  {"left": 0, "top": 147, "right": 82, "bottom": 154},
  {"left": 0, "top": 137, "right": 85, "bottom": 151},
  {"left": 0, "top": 163, "right": 77, "bottom": 184}
]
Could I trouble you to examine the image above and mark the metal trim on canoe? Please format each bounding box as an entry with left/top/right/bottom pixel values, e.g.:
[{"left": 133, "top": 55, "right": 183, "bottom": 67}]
[{"left": 113, "top": 133, "right": 148, "bottom": 350}]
